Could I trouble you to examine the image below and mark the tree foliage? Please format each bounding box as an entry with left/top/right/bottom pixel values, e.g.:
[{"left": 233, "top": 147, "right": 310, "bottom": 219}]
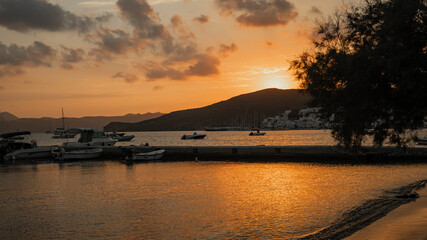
[{"left": 290, "top": 0, "right": 426, "bottom": 150}]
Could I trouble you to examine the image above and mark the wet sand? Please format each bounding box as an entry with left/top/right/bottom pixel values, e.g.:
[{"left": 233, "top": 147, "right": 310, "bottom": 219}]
[{"left": 345, "top": 187, "right": 427, "bottom": 240}]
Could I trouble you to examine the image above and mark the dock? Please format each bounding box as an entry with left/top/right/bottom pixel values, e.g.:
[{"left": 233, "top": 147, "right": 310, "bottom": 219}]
[{"left": 98, "top": 145, "right": 427, "bottom": 164}]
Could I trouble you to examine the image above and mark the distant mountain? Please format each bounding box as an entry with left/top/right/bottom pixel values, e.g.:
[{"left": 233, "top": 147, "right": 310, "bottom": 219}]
[
  {"left": 0, "top": 112, "right": 164, "bottom": 133},
  {"left": 104, "top": 88, "right": 311, "bottom": 131},
  {"left": 0, "top": 112, "right": 18, "bottom": 121}
]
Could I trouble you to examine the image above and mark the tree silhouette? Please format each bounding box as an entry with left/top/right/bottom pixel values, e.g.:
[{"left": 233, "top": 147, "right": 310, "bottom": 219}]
[{"left": 290, "top": 0, "right": 426, "bottom": 150}]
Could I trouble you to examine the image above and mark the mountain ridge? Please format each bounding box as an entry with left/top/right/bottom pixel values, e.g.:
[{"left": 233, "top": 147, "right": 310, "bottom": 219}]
[{"left": 104, "top": 88, "right": 311, "bottom": 131}]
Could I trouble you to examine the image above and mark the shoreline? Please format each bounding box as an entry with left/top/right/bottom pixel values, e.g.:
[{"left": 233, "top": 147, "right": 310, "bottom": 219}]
[{"left": 298, "top": 179, "right": 427, "bottom": 240}]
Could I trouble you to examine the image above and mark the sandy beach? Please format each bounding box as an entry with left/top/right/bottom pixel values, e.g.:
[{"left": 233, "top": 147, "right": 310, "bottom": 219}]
[{"left": 345, "top": 187, "right": 427, "bottom": 240}]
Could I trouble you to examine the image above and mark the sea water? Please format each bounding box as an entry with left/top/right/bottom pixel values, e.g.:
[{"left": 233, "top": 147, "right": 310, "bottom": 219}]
[{"left": 0, "top": 161, "right": 426, "bottom": 239}]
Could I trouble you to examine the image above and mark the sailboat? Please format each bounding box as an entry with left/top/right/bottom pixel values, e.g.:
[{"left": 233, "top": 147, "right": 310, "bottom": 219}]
[{"left": 52, "top": 108, "right": 76, "bottom": 139}]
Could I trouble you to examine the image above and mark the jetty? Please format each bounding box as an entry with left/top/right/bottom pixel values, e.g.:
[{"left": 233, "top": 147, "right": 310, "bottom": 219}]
[{"left": 96, "top": 145, "right": 427, "bottom": 164}]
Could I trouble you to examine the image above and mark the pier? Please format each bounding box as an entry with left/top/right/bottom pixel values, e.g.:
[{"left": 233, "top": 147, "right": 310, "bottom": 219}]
[{"left": 98, "top": 145, "right": 427, "bottom": 164}]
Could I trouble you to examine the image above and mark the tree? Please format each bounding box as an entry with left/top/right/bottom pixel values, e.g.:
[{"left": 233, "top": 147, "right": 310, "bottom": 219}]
[{"left": 290, "top": 0, "right": 426, "bottom": 150}]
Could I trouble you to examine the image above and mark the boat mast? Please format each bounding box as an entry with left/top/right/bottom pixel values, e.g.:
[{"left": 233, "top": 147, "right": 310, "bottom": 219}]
[{"left": 62, "top": 108, "right": 65, "bottom": 129}]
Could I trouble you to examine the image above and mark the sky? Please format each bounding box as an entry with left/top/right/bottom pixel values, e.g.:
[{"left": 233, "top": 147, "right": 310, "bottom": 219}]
[{"left": 0, "top": 0, "right": 358, "bottom": 118}]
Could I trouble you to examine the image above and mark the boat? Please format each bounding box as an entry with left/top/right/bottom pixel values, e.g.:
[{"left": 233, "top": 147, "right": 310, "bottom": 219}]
[
  {"left": 52, "top": 128, "right": 76, "bottom": 139},
  {"left": 130, "top": 149, "right": 165, "bottom": 161},
  {"left": 181, "top": 132, "right": 206, "bottom": 140},
  {"left": 52, "top": 108, "right": 75, "bottom": 139},
  {"left": 56, "top": 148, "right": 103, "bottom": 161},
  {"left": 62, "top": 128, "right": 117, "bottom": 147},
  {"left": 249, "top": 130, "right": 266, "bottom": 136},
  {"left": 1, "top": 131, "right": 35, "bottom": 158},
  {"left": 3, "top": 146, "right": 57, "bottom": 161},
  {"left": 107, "top": 132, "right": 135, "bottom": 142}
]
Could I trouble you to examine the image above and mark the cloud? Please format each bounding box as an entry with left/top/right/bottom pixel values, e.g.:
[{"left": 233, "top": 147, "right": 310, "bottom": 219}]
[
  {"left": 142, "top": 53, "right": 220, "bottom": 80},
  {"left": 193, "top": 14, "right": 209, "bottom": 24},
  {"left": 61, "top": 46, "right": 85, "bottom": 67},
  {"left": 0, "top": 41, "right": 55, "bottom": 67},
  {"left": 89, "top": 28, "right": 135, "bottom": 61},
  {"left": 170, "top": 15, "right": 195, "bottom": 39},
  {"left": 116, "top": 0, "right": 171, "bottom": 40},
  {"left": 309, "top": 6, "right": 322, "bottom": 15},
  {"left": 219, "top": 43, "right": 238, "bottom": 57},
  {"left": 78, "top": 1, "right": 116, "bottom": 7},
  {"left": 153, "top": 85, "right": 164, "bottom": 90},
  {"left": 112, "top": 72, "right": 139, "bottom": 83},
  {"left": 215, "top": 0, "right": 298, "bottom": 27},
  {"left": 0, "top": 68, "right": 25, "bottom": 78},
  {"left": 0, "top": 0, "right": 111, "bottom": 33}
]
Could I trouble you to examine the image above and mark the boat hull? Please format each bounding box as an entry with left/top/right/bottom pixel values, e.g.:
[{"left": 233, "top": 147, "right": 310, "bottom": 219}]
[
  {"left": 61, "top": 148, "right": 103, "bottom": 161},
  {"left": 131, "top": 149, "right": 165, "bottom": 161},
  {"left": 63, "top": 139, "right": 117, "bottom": 147},
  {"left": 181, "top": 134, "right": 206, "bottom": 140},
  {"left": 3, "top": 146, "right": 54, "bottom": 160}
]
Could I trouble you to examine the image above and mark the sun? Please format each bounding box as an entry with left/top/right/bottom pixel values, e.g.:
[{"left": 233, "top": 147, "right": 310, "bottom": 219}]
[{"left": 263, "top": 76, "right": 291, "bottom": 89}]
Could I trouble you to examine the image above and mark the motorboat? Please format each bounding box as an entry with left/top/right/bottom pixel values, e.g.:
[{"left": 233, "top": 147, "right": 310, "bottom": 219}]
[
  {"left": 52, "top": 128, "right": 76, "bottom": 139},
  {"left": 249, "top": 130, "right": 266, "bottom": 136},
  {"left": 181, "top": 132, "right": 206, "bottom": 140},
  {"left": 62, "top": 128, "right": 117, "bottom": 147},
  {"left": 1, "top": 131, "right": 35, "bottom": 157},
  {"left": 3, "top": 146, "right": 58, "bottom": 161},
  {"left": 130, "top": 149, "right": 165, "bottom": 161},
  {"left": 107, "top": 132, "right": 135, "bottom": 142},
  {"left": 56, "top": 148, "right": 103, "bottom": 161}
]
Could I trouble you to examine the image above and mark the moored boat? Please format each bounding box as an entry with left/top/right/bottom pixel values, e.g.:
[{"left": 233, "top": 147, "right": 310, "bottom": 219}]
[
  {"left": 130, "top": 149, "right": 165, "bottom": 161},
  {"left": 63, "top": 128, "right": 117, "bottom": 147},
  {"left": 181, "top": 132, "right": 206, "bottom": 140},
  {"left": 249, "top": 130, "right": 266, "bottom": 136},
  {"left": 3, "top": 146, "right": 57, "bottom": 161},
  {"left": 57, "top": 148, "right": 103, "bottom": 161}
]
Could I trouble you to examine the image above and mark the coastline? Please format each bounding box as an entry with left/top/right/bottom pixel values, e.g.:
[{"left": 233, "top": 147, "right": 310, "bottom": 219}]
[
  {"left": 298, "top": 179, "right": 426, "bottom": 240},
  {"left": 345, "top": 187, "right": 427, "bottom": 240}
]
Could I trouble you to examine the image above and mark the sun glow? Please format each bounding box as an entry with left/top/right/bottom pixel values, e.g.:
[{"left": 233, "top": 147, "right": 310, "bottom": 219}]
[{"left": 263, "top": 76, "right": 291, "bottom": 89}]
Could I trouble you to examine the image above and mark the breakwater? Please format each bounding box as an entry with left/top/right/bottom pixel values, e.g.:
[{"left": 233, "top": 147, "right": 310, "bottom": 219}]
[{"left": 99, "top": 145, "right": 427, "bottom": 163}]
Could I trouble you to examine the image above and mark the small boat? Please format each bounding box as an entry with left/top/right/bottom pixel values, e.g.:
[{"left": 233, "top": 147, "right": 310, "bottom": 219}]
[
  {"left": 52, "top": 108, "right": 75, "bottom": 139},
  {"left": 107, "top": 132, "right": 135, "bottom": 142},
  {"left": 130, "top": 149, "right": 165, "bottom": 161},
  {"left": 249, "top": 130, "right": 266, "bottom": 136},
  {"left": 63, "top": 128, "right": 117, "bottom": 147},
  {"left": 3, "top": 146, "right": 57, "bottom": 161},
  {"left": 1, "top": 131, "right": 38, "bottom": 158},
  {"left": 181, "top": 132, "right": 206, "bottom": 140},
  {"left": 57, "top": 148, "right": 103, "bottom": 161}
]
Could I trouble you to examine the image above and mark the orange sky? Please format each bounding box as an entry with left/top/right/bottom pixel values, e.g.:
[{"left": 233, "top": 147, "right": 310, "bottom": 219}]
[{"left": 0, "top": 0, "right": 358, "bottom": 118}]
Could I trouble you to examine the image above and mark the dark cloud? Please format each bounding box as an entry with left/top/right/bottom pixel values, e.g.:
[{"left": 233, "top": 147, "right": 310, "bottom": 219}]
[
  {"left": 61, "top": 46, "right": 85, "bottom": 63},
  {"left": 215, "top": 0, "right": 298, "bottom": 27},
  {"left": 0, "top": 41, "right": 55, "bottom": 67},
  {"left": 193, "top": 14, "right": 209, "bottom": 24},
  {"left": 113, "top": 72, "right": 139, "bottom": 83},
  {"left": 170, "top": 15, "right": 195, "bottom": 39},
  {"left": 153, "top": 85, "right": 164, "bottom": 91},
  {"left": 309, "top": 6, "right": 322, "bottom": 15},
  {"left": 116, "top": 0, "right": 171, "bottom": 40},
  {"left": 0, "top": 0, "right": 111, "bottom": 33},
  {"left": 89, "top": 28, "right": 134, "bottom": 61},
  {"left": 143, "top": 53, "right": 220, "bottom": 81},
  {"left": 219, "top": 43, "right": 238, "bottom": 57}
]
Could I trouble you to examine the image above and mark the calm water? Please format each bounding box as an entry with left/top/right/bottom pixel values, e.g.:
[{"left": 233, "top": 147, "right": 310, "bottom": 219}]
[
  {"left": 1, "top": 162, "right": 426, "bottom": 239},
  {"left": 29, "top": 129, "right": 427, "bottom": 147}
]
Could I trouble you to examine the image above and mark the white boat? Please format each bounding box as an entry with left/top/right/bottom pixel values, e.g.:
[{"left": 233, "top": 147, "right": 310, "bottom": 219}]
[
  {"left": 52, "top": 108, "right": 75, "bottom": 139},
  {"left": 107, "top": 132, "right": 135, "bottom": 142},
  {"left": 181, "top": 132, "right": 206, "bottom": 140},
  {"left": 3, "top": 146, "right": 57, "bottom": 161},
  {"left": 59, "top": 148, "right": 103, "bottom": 161},
  {"left": 249, "top": 130, "right": 266, "bottom": 136},
  {"left": 63, "top": 128, "right": 117, "bottom": 147},
  {"left": 131, "top": 149, "right": 165, "bottom": 161}
]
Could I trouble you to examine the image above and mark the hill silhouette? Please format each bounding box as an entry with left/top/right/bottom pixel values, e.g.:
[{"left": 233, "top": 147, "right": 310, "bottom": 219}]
[
  {"left": 0, "top": 112, "right": 18, "bottom": 121},
  {"left": 0, "top": 112, "right": 164, "bottom": 133},
  {"left": 104, "top": 88, "right": 310, "bottom": 131}
]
